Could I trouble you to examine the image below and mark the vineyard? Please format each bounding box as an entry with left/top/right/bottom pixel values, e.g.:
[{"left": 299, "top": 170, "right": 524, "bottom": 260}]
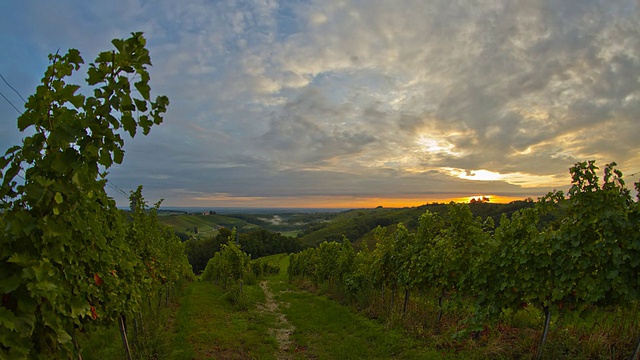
[{"left": 289, "top": 161, "right": 640, "bottom": 359}]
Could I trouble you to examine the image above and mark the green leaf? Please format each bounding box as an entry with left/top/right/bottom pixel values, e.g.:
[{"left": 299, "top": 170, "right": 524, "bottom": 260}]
[
  {"left": 66, "top": 48, "right": 84, "bottom": 66},
  {"left": 34, "top": 281, "right": 57, "bottom": 292},
  {"left": 0, "top": 307, "right": 17, "bottom": 331},
  {"left": 56, "top": 329, "right": 72, "bottom": 344},
  {"left": 71, "top": 172, "right": 81, "bottom": 186},
  {"left": 87, "top": 66, "right": 104, "bottom": 85},
  {"left": 0, "top": 274, "right": 22, "bottom": 293},
  {"left": 54, "top": 192, "right": 64, "bottom": 204},
  {"left": 98, "top": 148, "right": 113, "bottom": 168},
  {"left": 16, "top": 295, "right": 37, "bottom": 315},
  {"left": 112, "top": 39, "right": 125, "bottom": 54},
  {"left": 121, "top": 114, "right": 136, "bottom": 137},
  {"left": 113, "top": 147, "right": 124, "bottom": 165},
  {"left": 7, "top": 253, "right": 31, "bottom": 266},
  {"left": 134, "top": 98, "right": 148, "bottom": 112},
  {"left": 69, "top": 93, "right": 85, "bottom": 108},
  {"left": 135, "top": 81, "right": 150, "bottom": 100},
  {"left": 70, "top": 300, "right": 90, "bottom": 318},
  {"left": 0, "top": 156, "right": 10, "bottom": 169},
  {"left": 17, "top": 113, "right": 35, "bottom": 131}
]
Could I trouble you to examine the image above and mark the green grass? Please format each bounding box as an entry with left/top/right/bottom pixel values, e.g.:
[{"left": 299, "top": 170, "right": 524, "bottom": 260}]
[
  {"left": 171, "top": 280, "right": 278, "bottom": 359},
  {"left": 276, "top": 287, "right": 451, "bottom": 359},
  {"left": 78, "top": 324, "right": 124, "bottom": 359},
  {"left": 258, "top": 255, "right": 450, "bottom": 359},
  {"left": 79, "top": 298, "right": 179, "bottom": 359},
  {"left": 176, "top": 254, "right": 454, "bottom": 359},
  {"left": 278, "top": 230, "right": 300, "bottom": 237}
]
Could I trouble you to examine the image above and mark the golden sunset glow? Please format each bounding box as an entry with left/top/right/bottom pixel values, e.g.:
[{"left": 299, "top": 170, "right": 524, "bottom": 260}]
[
  {"left": 416, "top": 135, "right": 458, "bottom": 156},
  {"left": 460, "top": 169, "right": 504, "bottom": 181},
  {"left": 451, "top": 195, "right": 529, "bottom": 204},
  {"left": 185, "top": 194, "right": 534, "bottom": 209},
  {"left": 443, "top": 168, "right": 566, "bottom": 188}
]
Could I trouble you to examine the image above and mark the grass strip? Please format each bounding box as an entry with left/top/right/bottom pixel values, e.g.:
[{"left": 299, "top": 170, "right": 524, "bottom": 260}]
[{"left": 171, "top": 281, "right": 278, "bottom": 359}]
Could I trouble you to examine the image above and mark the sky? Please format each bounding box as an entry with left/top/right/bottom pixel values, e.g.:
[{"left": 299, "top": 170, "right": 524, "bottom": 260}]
[{"left": 1, "top": 0, "right": 639, "bottom": 209}]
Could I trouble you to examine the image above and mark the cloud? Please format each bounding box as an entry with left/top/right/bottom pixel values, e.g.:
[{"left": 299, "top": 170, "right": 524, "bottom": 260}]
[
  {"left": 257, "top": 88, "right": 377, "bottom": 165},
  {"left": 2, "top": 0, "right": 639, "bottom": 207}
]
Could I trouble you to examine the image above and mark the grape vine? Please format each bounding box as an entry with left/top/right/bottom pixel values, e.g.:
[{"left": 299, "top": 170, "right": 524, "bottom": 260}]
[
  {"left": 0, "top": 33, "right": 192, "bottom": 359},
  {"left": 202, "top": 232, "right": 251, "bottom": 291}
]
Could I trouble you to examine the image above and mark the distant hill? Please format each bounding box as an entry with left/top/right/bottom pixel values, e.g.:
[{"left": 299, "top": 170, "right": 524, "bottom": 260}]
[
  {"left": 157, "top": 201, "right": 535, "bottom": 248},
  {"left": 157, "top": 213, "right": 256, "bottom": 238},
  {"left": 157, "top": 211, "right": 339, "bottom": 239},
  {"left": 296, "top": 200, "right": 535, "bottom": 249}
]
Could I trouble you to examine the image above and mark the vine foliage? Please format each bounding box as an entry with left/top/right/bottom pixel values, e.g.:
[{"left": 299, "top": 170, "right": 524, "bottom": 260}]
[
  {"left": 0, "top": 33, "right": 172, "bottom": 358},
  {"left": 288, "top": 161, "right": 640, "bottom": 358}
]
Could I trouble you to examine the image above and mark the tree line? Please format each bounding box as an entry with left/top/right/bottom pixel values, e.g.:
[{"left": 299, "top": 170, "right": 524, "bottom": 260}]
[{"left": 185, "top": 228, "right": 301, "bottom": 274}]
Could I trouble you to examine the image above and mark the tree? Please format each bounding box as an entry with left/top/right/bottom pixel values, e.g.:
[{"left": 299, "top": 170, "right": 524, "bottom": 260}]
[{"left": 184, "top": 237, "right": 219, "bottom": 274}]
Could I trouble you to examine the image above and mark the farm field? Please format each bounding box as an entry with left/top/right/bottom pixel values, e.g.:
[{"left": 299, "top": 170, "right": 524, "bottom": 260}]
[{"left": 158, "top": 213, "right": 254, "bottom": 237}]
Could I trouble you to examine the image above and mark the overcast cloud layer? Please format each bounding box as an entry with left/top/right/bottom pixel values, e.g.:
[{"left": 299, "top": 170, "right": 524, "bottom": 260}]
[{"left": 1, "top": 0, "right": 639, "bottom": 207}]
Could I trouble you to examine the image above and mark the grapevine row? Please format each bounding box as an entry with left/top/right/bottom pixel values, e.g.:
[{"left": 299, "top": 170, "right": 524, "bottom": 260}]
[
  {"left": 0, "top": 34, "right": 193, "bottom": 358},
  {"left": 201, "top": 232, "right": 281, "bottom": 294},
  {"left": 289, "top": 161, "right": 640, "bottom": 358}
]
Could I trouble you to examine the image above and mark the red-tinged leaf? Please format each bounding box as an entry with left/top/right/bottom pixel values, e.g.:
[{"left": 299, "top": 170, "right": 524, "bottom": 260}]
[
  {"left": 94, "top": 273, "right": 103, "bottom": 286},
  {"left": 90, "top": 306, "right": 98, "bottom": 320}
]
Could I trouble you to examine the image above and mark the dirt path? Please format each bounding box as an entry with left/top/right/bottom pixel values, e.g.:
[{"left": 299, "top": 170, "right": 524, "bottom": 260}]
[{"left": 259, "top": 280, "right": 295, "bottom": 359}]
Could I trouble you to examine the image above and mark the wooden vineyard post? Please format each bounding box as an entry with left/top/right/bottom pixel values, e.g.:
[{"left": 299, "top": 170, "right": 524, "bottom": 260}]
[
  {"left": 119, "top": 315, "right": 132, "bottom": 360},
  {"left": 537, "top": 306, "right": 551, "bottom": 360}
]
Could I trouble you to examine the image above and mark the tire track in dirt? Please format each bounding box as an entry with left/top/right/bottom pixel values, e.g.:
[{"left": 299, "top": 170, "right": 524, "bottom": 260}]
[{"left": 259, "top": 280, "right": 294, "bottom": 359}]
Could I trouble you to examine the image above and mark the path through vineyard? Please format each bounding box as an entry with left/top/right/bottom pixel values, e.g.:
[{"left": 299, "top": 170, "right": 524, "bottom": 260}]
[
  {"left": 174, "top": 255, "right": 443, "bottom": 359},
  {"left": 258, "top": 280, "right": 295, "bottom": 359}
]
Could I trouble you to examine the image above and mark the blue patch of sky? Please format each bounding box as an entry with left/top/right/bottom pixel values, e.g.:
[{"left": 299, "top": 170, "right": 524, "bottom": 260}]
[
  {"left": 275, "top": 1, "right": 304, "bottom": 41},
  {"left": 310, "top": 69, "right": 397, "bottom": 110}
]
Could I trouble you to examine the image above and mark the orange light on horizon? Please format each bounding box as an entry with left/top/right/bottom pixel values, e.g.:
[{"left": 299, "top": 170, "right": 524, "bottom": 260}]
[
  {"left": 451, "top": 194, "right": 530, "bottom": 204},
  {"left": 176, "top": 193, "right": 537, "bottom": 209}
]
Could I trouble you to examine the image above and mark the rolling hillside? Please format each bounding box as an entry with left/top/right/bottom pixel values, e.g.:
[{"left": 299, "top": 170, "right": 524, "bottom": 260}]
[
  {"left": 296, "top": 200, "right": 535, "bottom": 248},
  {"left": 158, "top": 213, "right": 253, "bottom": 237},
  {"left": 156, "top": 200, "right": 535, "bottom": 248}
]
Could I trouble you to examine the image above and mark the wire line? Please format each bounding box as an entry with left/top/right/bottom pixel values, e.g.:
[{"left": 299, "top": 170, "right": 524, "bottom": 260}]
[
  {"left": 0, "top": 88, "right": 22, "bottom": 114},
  {"left": 106, "top": 179, "right": 129, "bottom": 199},
  {"left": 0, "top": 73, "right": 27, "bottom": 103}
]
